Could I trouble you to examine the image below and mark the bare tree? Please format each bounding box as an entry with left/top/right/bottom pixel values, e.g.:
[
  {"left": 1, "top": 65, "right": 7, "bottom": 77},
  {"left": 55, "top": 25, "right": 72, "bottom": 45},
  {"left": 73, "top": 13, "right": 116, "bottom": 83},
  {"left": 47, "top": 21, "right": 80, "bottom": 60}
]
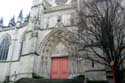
[{"left": 76, "top": 0, "right": 125, "bottom": 83}]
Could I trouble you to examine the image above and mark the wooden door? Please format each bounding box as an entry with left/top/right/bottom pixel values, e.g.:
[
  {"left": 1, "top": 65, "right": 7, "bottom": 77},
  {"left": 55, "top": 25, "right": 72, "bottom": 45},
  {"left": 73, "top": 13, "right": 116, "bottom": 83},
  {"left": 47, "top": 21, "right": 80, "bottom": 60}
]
[{"left": 51, "top": 57, "right": 68, "bottom": 79}]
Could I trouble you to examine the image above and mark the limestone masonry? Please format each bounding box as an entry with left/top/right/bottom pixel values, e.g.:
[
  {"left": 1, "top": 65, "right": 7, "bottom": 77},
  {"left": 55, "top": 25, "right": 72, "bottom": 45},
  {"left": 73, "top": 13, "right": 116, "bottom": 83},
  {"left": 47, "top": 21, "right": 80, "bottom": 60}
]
[{"left": 0, "top": 0, "right": 107, "bottom": 82}]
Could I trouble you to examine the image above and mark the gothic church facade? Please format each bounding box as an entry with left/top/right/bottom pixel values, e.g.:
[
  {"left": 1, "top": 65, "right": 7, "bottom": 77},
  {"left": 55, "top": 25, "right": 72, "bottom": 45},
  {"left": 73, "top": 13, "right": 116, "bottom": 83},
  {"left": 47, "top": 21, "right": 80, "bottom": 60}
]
[{"left": 0, "top": 0, "right": 106, "bottom": 82}]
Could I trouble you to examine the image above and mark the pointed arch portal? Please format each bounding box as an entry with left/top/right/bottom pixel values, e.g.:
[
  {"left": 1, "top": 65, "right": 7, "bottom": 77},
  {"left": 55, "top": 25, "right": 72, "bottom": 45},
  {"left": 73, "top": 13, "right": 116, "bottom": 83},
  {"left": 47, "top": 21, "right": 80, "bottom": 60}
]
[{"left": 39, "top": 29, "right": 78, "bottom": 79}]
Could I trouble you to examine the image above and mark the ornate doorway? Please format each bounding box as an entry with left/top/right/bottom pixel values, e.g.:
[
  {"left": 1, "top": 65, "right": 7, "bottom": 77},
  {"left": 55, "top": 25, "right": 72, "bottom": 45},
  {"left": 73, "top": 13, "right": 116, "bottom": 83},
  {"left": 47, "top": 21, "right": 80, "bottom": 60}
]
[
  {"left": 38, "top": 30, "right": 78, "bottom": 78},
  {"left": 51, "top": 57, "right": 69, "bottom": 79}
]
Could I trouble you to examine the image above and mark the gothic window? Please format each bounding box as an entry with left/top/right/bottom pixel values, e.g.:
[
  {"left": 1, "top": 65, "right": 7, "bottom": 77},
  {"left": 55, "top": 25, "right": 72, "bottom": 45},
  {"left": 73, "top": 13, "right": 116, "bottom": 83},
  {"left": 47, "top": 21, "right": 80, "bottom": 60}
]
[{"left": 0, "top": 35, "right": 10, "bottom": 60}]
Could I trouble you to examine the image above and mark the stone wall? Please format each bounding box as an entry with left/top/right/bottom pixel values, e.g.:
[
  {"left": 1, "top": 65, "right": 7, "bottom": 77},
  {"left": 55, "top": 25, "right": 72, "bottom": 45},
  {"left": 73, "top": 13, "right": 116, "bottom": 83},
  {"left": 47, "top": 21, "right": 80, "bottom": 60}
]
[{"left": 0, "top": 0, "right": 108, "bottom": 82}]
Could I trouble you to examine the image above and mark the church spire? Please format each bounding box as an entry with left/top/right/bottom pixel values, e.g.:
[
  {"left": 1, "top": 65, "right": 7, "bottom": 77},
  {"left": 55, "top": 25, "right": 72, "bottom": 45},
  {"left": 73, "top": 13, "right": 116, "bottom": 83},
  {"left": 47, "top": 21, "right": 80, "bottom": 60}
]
[
  {"left": 24, "top": 13, "right": 30, "bottom": 23},
  {"left": 18, "top": 9, "right": 23, "bottom": 19},
  {"left": 17, "top": 10, "right": 23, "bottom": 23},
  {"left": 8, "top": 16, "right": 16, "bottom": 27},
  {"left": 16, "top": 10, "right": 24, "bottom": 27},
  {"left": 0, "top": 17, "right": 3, "bottom": 27}
]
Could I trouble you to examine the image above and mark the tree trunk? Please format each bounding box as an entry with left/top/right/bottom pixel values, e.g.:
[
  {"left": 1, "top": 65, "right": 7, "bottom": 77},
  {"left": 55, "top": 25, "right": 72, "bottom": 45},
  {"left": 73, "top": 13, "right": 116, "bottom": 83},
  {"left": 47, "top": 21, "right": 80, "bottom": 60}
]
[
  {"left": 112, "top": 63, "right": 123, "bottom": 83},
  {"left": 112, "top": 64, "right": 116, "bottom": 83},
  {"left": 115, "top": 68, "right": 122, "bottom": 83}
]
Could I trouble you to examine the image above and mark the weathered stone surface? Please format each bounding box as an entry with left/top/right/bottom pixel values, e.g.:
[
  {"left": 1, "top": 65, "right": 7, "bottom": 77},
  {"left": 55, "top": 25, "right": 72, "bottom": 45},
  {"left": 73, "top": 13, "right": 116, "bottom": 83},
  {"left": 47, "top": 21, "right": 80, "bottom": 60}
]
[{"left": 0, "top": 0, "right": 107, "bottom": 82}]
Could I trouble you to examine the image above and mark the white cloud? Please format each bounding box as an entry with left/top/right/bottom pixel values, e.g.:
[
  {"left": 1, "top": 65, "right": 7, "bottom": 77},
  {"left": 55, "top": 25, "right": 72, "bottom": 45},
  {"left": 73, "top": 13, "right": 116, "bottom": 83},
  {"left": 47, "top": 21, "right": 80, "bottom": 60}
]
[{"left": 0, "top": 0, "right": 32, "bottom": 25}]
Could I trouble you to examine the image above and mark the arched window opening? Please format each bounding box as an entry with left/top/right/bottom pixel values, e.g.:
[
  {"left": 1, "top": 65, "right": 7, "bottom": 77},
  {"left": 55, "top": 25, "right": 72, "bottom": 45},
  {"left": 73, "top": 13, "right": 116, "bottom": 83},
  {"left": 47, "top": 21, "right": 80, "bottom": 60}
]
[{"left": 0, "top": 35, "right": 10, "bottom": 60}]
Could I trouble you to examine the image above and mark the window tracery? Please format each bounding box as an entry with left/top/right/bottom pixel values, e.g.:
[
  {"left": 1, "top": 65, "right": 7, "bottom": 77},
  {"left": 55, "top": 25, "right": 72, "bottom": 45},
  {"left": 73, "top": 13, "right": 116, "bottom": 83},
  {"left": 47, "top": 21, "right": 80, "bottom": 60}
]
[{"left": 0, "top": 35, "right": 10, "bottom": 60}]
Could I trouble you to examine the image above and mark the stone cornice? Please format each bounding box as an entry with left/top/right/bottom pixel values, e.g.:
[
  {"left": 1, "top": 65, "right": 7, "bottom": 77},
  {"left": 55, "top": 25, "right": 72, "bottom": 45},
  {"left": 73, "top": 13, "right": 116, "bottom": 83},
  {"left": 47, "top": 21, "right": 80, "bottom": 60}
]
[
  {"left": 0, "top": 23, "right": 28, "bottom": 32},
  {"left": 43, "top": 2, "right": 77, "bottom": 13}
]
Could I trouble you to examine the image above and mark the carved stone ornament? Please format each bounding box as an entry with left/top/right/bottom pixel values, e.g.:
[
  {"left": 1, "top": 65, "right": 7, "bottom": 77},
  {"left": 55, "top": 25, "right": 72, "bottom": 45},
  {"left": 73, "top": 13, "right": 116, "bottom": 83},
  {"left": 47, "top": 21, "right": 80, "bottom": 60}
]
[
  {"left": 31, "top": 15, "right": 41, "bottom": 30},
  {"left": 55, "top": 16, "right": 64, "bottom": 29},
  {"left": 31, "top": 31, "right": 38, "bottom": 37},
  {"left": 46, "top": 0, "right": 72, "bottom": 6},
  {"left": 55, "top": 0, "right": 68, "bottom": 5}
]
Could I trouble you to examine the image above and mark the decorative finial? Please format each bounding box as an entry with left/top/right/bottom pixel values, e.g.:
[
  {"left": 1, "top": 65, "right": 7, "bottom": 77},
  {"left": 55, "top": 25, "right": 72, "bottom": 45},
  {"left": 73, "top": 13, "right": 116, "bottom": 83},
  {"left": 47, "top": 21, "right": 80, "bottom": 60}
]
[
  {"left": 17, "top": 10, "right": 24, "bottom": 25},
  {"left": 18, "top": 9, "right": 23, "bottom": 19},
  {"left": 0, "top": 17, "right": 3, "bottom": 27},
  {"left": 24, "top": 13, "right": 30, "bottom": 23},
  {"left": 8, "top": 16, "right": 16, "bottom": 27}
]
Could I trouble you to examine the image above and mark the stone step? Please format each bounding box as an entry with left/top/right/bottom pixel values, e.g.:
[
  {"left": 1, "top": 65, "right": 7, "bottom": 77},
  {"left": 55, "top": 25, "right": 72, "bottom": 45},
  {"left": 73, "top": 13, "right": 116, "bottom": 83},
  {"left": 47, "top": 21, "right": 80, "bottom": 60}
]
[{"left": 14, "top": 78, "right": 84, "bottom": 83}]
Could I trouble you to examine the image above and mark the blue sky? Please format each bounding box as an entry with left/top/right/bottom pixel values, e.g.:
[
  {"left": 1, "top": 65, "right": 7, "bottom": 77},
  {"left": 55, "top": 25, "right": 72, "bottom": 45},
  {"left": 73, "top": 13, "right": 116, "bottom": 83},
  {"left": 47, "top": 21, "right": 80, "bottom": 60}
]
[{"left": 0, "top": 0, "right": 32, "bottom": 25}]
